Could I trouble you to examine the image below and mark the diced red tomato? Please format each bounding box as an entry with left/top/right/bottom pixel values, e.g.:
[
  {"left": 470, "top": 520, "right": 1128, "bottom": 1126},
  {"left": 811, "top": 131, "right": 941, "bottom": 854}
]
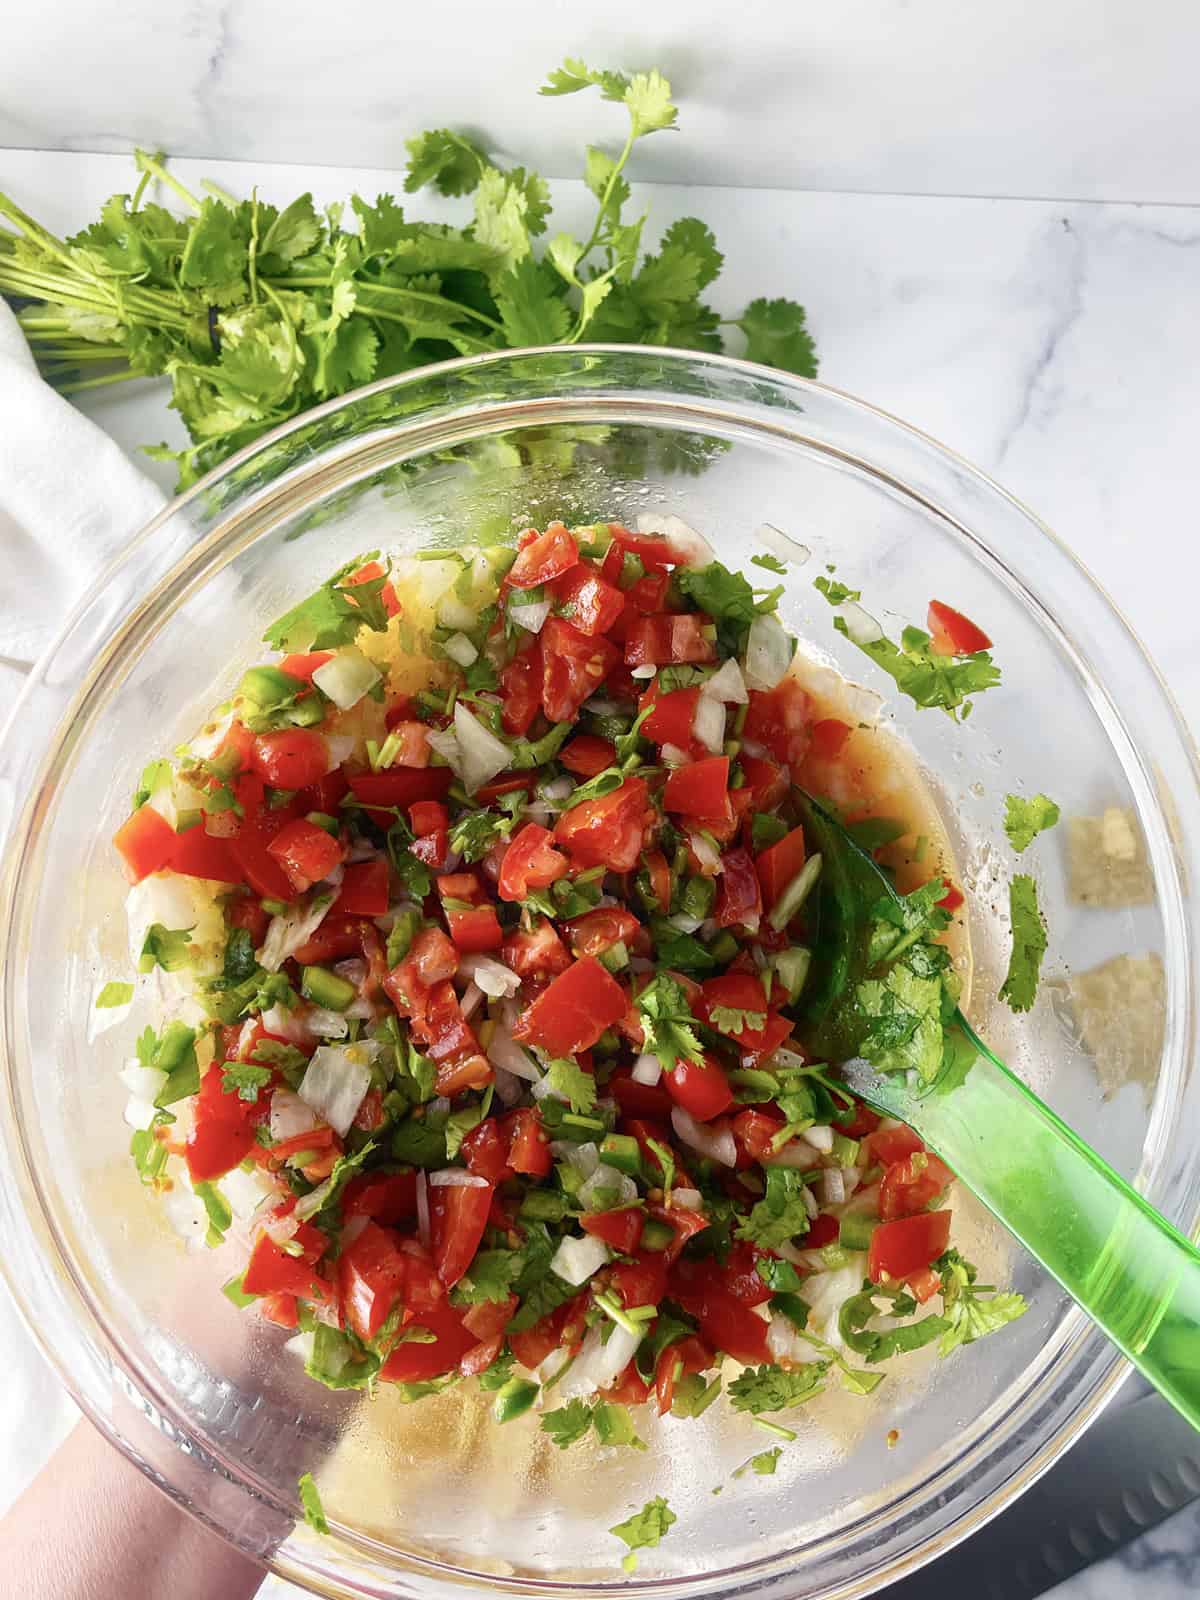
[
  {"left": 603, "top": 1361, "right": 652, "bottom": 1406},
  {"left": 610, "top": 1069, "right": 673, "bottom": 1122},
  {"left": 646, "top": 1203, "right": 711, "bottom": 1265},
  {"left": 242, "top": 1223, "right": 331, "bottom": 1302},
  {"left": 662, "top": 1053, "right": 734, "bottom": 1122},
  {"left": 809, "top": 718, "right": 853, "bottom": 762},
  {"left": 185, "top": 1062, "right": 260, "bottom": 1182},
  {"left": 409, "top": 800, "right": 449, "bottom": 837},
  {"left": 278, "top": 651, "right": 334, "bottom": 685},
  {"left": 381, "top": 1298, "right": 476, "bottom": 1383},
  {"left": 553, "top": 776, "right": 649, "bottom": 872},
  {"left": 227, "top": 894, "right": 270, "bottom": 946},
  {"left": 410, "top": 829, "right": 449, "bottom": 869},
  {"left": 755, "top": 825, "right": 807, "bottom": 912},
  {"left": 743, "top": 679, "right": 811, "bottom": 769},
  {"left": 625, "top": 613, "right": 716, "bottom": 669},
  {"left": 287, "top": 913, "right": 367, "bottom": 967},
  {"left": 697, "top": 973, "right": 791, "bottom": 1058},
  {"left": 641, "top": 685, "right": 701, "bottom": 750},
  {"left": 720, "top": 1242, "right": 775, "bottom": 1306},
  {"left": 580, "top": 1208, "right": 644, "bottom": 1253},
  {"left": 838, "top": 1099, "right": 882, "bottom": 1139},
  {"left": 460, "top": 1119, "right": 512, "bottom": 1184},
  {"left": 169, "top": 824, "right": 244, "bottom": 884},
  {"left": 498, "top": 823, "right": 568, "bottom": 902},
  {"left": 559, "top": 735, "right": 616, "bottom": 778},
  {"left": 476, "top": 773, "right": 537, "bottom": 805},
  {"left": 508, "top": 1294, "right": 588, "bottom": 1370},
  {"left": 501, "top": 918, "right": 571, "bottom": 980},
  {"left": 462, "top": 1296, "right": 519, "bottom": 1344},
  {"left": 563, "top": 907, "right": 639, "bottom": 958},
  {"left": 342, "top": 1171, "right": 418, "bottom": 1225},
  {"left": 541, "top": 617, "right": 620, "bottom": 723},
  {"left": 663, "top": 756, "right": 731, "bottom": 822},
  {"left": 731, "top": 1107, "right": 787, "bottom": 1165},
  {"left": 500, "top": 639, "right": 542, "bottom": 737},
  {"left": 868, "top": 1210, "right": 952, "bottom": 1283},
  {"left": 804, "top": 1212, "right": 841, "bottom": 1250},
  {"left": 345, "top": 560, "right": 401, "bottom": 618},
  {"left": 429, "top": 1178, "right": 493, "bottom": 1289},
  {"left": 879, "top": 1152, "right": 954, "bottom": 1222},
  {"left": 865, "top": 1126, "right": 926, "bottom": 1167},
  {"left": 445, "top": 903, "right": 503, "bottom": 953},
  {"left": 266, "top": 817, "right": 343, "bottom": 892},
  {"left": 228, "top": 777, "right": 304, "bottom": 902},
  {"left": 345, "top": 767, "right": 452, "bottom": 829},
  {"left": 714, "top": 847, "right": 763, "bottom": 930},
  {"left": 504, "top": 1107, "right": 553, "bottom": 1177},
  {"left": 511, "top": 956, "right": 627, "bottom": 1056},
  {"left": 551, "top": 563, "right": 625, "bottom": 637},
  {"left": 509, "top": 522, "right": 579, "bottom": 589},
  {"left": 258, "top": 1292, "right": 299, "bottom": 1329},
  {"left": 738, "top": 753, "right": 788, "bottom": 811},
  {"left": 927, "top": 600, "right": 992, "bottom": 656},
  {"left": 609, "top": 1250, "right": 669, "bottom": 1310},
  {"left": 335, "top": 858, "right": 390, "bottom": 917},
  {"left": 668, "top": 1257, "right": 771, "bottom": 1365},
  {"left": 602, "top": 525, "right": 687, "bottom": 576},
  {"left": 938, "top": 881, "right": 965, "bottom": 913},
  {"left": 622, "top": 570, "right": 671, "bottom": 615},
  {"left": 906, "top": 1265, "right": 943, "bottom": 1304},
  {"left": 113, "top": 805, "right": 177, "bottom": 884},
  {"left": 338, "top": 1221, "right": 409, "bottom": 1342},
  {"left": 249, "top": 730, "right": 329, "bottom": 790},
  {"left": 654, "top": 1333, "right": 712, "bottom": 1416}
]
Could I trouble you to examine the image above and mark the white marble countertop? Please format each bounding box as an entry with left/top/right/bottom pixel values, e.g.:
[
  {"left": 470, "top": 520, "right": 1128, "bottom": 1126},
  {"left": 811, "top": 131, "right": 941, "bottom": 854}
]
[{"left": 2, "top": 146, "right": 1199, "bottom": 1600}]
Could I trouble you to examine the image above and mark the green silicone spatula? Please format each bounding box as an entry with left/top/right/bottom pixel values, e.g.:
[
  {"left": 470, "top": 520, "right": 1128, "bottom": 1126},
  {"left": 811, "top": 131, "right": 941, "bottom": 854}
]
[{"left": 793, "top": 790, "right": 1200, "bottom": 1430}]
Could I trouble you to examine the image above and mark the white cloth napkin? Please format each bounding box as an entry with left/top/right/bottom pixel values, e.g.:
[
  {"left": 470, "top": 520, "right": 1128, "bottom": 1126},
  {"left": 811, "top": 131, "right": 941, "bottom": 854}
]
[
  {"left": 0, "top": 300, "right": 164, "bottom": 699},
  {"left": 0, "top": 300, "right": 164, "bottom": 1510}
]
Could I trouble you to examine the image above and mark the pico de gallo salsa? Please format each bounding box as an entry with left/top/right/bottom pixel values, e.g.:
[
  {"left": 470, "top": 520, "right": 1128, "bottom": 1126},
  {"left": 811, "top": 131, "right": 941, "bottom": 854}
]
[{"left": 110, "top": 519, "right": 1025, "bottom": 1464}]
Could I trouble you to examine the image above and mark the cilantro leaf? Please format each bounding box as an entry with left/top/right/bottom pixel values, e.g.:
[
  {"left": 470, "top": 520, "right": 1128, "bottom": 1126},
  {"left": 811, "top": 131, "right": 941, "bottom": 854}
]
[
  {"left": 248, "top": 1037, "right": 309, "bottom": 1083},
  {"left": 221, "top": 1061, "right": 272, "bottom": 1103},
  {"left": 677, "top": 559, "right": 780, "bottom": 627},
  {"left": 263, "top": 555, "right": 392, "bottom": 652},
  {"left": 95, "top": 980, "right": 134, "bottom": 1009},
  {"left": 813, "top": 575, "right": 861, "bottom": 606},
  {"left": 736, "top": 1168, "right": 813, "bottom": 1250},
  {"left": 709, "top": 1004, "right": 767, "bottom": 1036},
  {"left": 448, "top": 808, "right": 514, "bottom": 864},
  {"left": 936, "top": 1250, "right": 1028, "bottom": 1354},
  {"left": 634, "top": 974, "right": 706, "bottom": 1075},
  {"left": 138, "top": 923, "right": 194, "bottom": 974},
  {"left": 855, "top": 962, "right": 948, "bottom": 1083},
  {"left": 733, "top": 1446, "right": 783, "bottom": 1477},
  {"left": 542, "top": 1399, "right": 594, "bottom": 1449},
  {"left": 404, "top": 129, "right": 489, "bottom": 197},
  {"left": 728, "top": 1363, "right": 828, "bottom": 1414},
  {"left": 999, "top": 874, "right": 1047, "bottom": 1013},
  {"left": 222, "top": 924, "right": 258, "bottom": 984},
  {"left": 493, "top": 254, "right": 572, "bottom": 346},
  {"left": 298, "top": 1473, "right": 329, "bottom": 1536},
  {"left": 649, "top": 918, "right": 718, "bottom": 973},
  {"left": 609, "top": 1496, "right": 677, "bottom": 1573},
  {"left": 1003, "top": 793, "right": 1060, "bottom": 853},
  {"left": 452, "top": 1248, "right": 522, "bottom": 1305},
  {"left": 829, "top": 615, "right": 1001, "bottom": 722},
  {"left": 593, "top": 1401, "right": 646, "bottom": 1449},
  {"left": 751, "top": 552, "right": 789, "bottom": 576},
  {"left": 737, "top": 297, "right": 818, "bottom": 378},
  {"left": 543, "top": 1058, "right": 598, "bottom": 1115},
  {"left": 838, "top": 1286, "right": 949, "bottom": 1363}
]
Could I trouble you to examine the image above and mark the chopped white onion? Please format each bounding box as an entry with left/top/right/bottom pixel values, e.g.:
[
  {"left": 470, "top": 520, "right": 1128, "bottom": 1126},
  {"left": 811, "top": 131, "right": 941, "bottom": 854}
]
[
  {"left": 578, "top": 1165, "right": 638, "bottom": 1210},
  {"left": 454, "top": 702, "right": 513, "bottom": 795},
  {"left": 770, "top": 1046, "right": 808, "bottom": 1074},
  {"left": 756, "top": 522, "right": 811, "bottom": 566},
  {"left": 285, "top": 1330, "right": 316, "bottom": 1363},
  {"left": 460, "top": 954, "right": 521, "bottom": 998},
  {"left": 631, "top": 1053, "right": 662, "bottom": 1086},
  {"left": 554, "top": 1141, "right": 600, "bottom": 1178},
  {"left": 312, "top": 647, "right": 381, "bottom": 710},
  {"left": 425, "top": 727, "right": 461, "bottom": 773},
  {"left": 583, "top": 697, "right": 621, "bottom": 715},
  {"left": 842, "top": 1167, "right": 862, "bottom": 1196},
  {"left": 270, "top": 1087, "right": 322, "bottom": 1144},
  {"left": 692, "top": 694, "right": 726, "bottom": 754},
  {"left": 298, "top": 1044, "right": 373, "bottom": 1138},
  {"left": 123, "top": 1095, "right": 159, "bottom": 1132},
  {"left": 486, "top": 1023, "right": 539, "bottom": 1080},
  {"left": 837, "top": 601, "right": 884, "bottom": 647},
  {"left": 508, "top": 598, "right": 552, "bottom": 633},
  {"left": 260, "top": 1003, "right": 311, "bottom": 1043},
  {"left": 635, "top": 512, "right": 715, "bottom": 566},
  {"left": 541, "top": 775, "right": 575, "bottom": 803},
  {"left": 802, "top": 1185, "right": 819, "bottom": 1219},
  {"left": 430, "top": 1096, "right": 451, "bottom": 1117},
  {"left": 671, "top": 1107, "right": 737, "bottom": 1167},
  {"left": 416, "top": 1169, "right": 430, "bottom": 1246},
  {"left": 804, "top": 1123, "right": 835, "bottom": 1154},
  {"left": 334, "top": 958, "right": 367, "bottom": 986},
  {"left": 437, "top": 592, "right": 477, "bottom": 632},
  {"left": 668, "top": 913, "right": 702, "bottom": 935},
  {"left": 764, "top": 1141, "right": 815, "bottom": 1170},
  {"left": 702, "top": 657, "right": 748, "bottom": 704},
  {"left": 428, "top": 1169, "right": 489, "bottom": 1188},
  {"left": 305, "top": 1007, "right": 350, "bottom": 1039},
  {"left": 222, "top": 1164, "right": 273, "bottom": 1222},
  {"left": 550, "top": 1233, "right": 611, "bottom": 1287},
  {"left": 258, "top": 894, "right": 334, "bottom": 973},
  {"left": 187, "top": 707, "right": 235, "bottom": 761},
  {"left": 533, "top": 1344, "right": 574, "bottom": 1386},
  {"left": 672, "top": 1187, "right": 704, "bottom": 1212},
  {"left": 459, "top": 981, "right": 484, "bottom": 1020},
  {"left": 442, "top": 631, "right": 478, "bottom": 668},
  {"left": 688, "top": 831, "right": 724, "bottom": 874},
  {"left": 820, "top": 1168, "right": 846, "bottom": 1207},
  {"left": 660, "top": 742, "right": 690, "bottom": 767},
  {"left": 324, "top": 733, "right": 357, "bottom": 770},
  {"left": 767, "top": 1312, "right": 823, "bottom": 1365},
  {"left": 120, "top": 1061, "right": 168, "bottom": 1103},
  {"left": 743, "top": 613, "right": 795, "bottom": 691},
  {"left": 630, "top": 663, "right": 657, "bottom": 680},
  {"left": 803, "top": 1263, "right": 868, "bottom": 1347},
  {"left": 491, "top": 1064, "right": 524, "bottom": 1106},
  {"left": 556, "top": 1322, "right": 642, "bottom": 1400}
]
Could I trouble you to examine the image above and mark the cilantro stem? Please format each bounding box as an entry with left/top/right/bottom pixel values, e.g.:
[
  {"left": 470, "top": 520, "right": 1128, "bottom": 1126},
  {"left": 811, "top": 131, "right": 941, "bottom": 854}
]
[
  {"left": 271, "top": 276, "right": 506, "bottom": 334},
  {"left": 134, "top": 148, "right": 202, "bottom": 214},
  {"left": 54, "top": 368, "right": 142, "bottom": 393},
  {"left": 201, "top": 177, "right": 240, "bottom": 207},
  {"left": 575, "top": 126, "right": 637, "bottom": 271}
]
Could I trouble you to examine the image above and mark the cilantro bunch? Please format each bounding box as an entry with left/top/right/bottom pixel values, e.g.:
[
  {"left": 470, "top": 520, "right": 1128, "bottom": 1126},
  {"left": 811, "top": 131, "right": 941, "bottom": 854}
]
[{"left": 0, "top": 58, "right": 816, "bottom": 490}]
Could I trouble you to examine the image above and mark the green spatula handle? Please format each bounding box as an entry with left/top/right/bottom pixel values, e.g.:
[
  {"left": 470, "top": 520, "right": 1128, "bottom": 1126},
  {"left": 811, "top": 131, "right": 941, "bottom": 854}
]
[{"left": 849, "top": 1024, "right": 1200, "bottom": 1429}]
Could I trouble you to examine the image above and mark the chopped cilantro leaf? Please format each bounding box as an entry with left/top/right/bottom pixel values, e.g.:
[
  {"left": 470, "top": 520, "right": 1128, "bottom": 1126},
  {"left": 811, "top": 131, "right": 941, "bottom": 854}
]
[
  {"left": 264, "top": 555, "right": 391, "bottom": 652},
  {"left": 936, "top": 1250, "right": 1028, "bottom": 1354},
  {"left": 733, "top": 1446, "right": 783, "bottom": 1477},
  {"left": 1003, "top": 793, "right": 1060, "bottom": 853},
  {"left": 609, "top": 1496, "right": 677, "bottom": 1573},
  {"left": 708, "top": 1004, "right": 766, "bottom": 1036},
  {"left": 813, "top": 575, "right": 861, "bottom": 606},
  {"left": 541, "top": 1399, "right": 594, "bottom": 1449},
  {"left": 728, "top": 1362, "right": 828, "bottom": 1414},
  {"left": 634, "top": 974, "right": 706, "bottom": 1074},
  {"left": 543, "top": 1058, "right": 598, "bottom": 1115},
  {"left": 221, "top": 1061, "right": 272, "bottom": 1103},
  {"left": 750, "top": 552, "right": 789, "bottom": 576},
  {"left": 648, "top": 919, "right": 718, "bottom": 973},
  {"left": 138, "top": 923, "right": 194, "bottom": 974},
  {"left": 736, "top": 1167, "right": 813, "bottom": 1250},
  {"left": 448, "top": 809, "right": 514, "bottom": 863},
  {"left": 999, "top": 874, "right": 1047, "bottom": 1013},
  {"left": 452, "top": 1248, "right": 522, "bottom": 1305}
]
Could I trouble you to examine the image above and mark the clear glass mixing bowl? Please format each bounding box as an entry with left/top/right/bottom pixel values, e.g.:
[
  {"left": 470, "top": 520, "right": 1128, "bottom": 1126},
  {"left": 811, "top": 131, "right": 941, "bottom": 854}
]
[{"left": 1, "top": 348, "right": 1198, "bottom": 1600}]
